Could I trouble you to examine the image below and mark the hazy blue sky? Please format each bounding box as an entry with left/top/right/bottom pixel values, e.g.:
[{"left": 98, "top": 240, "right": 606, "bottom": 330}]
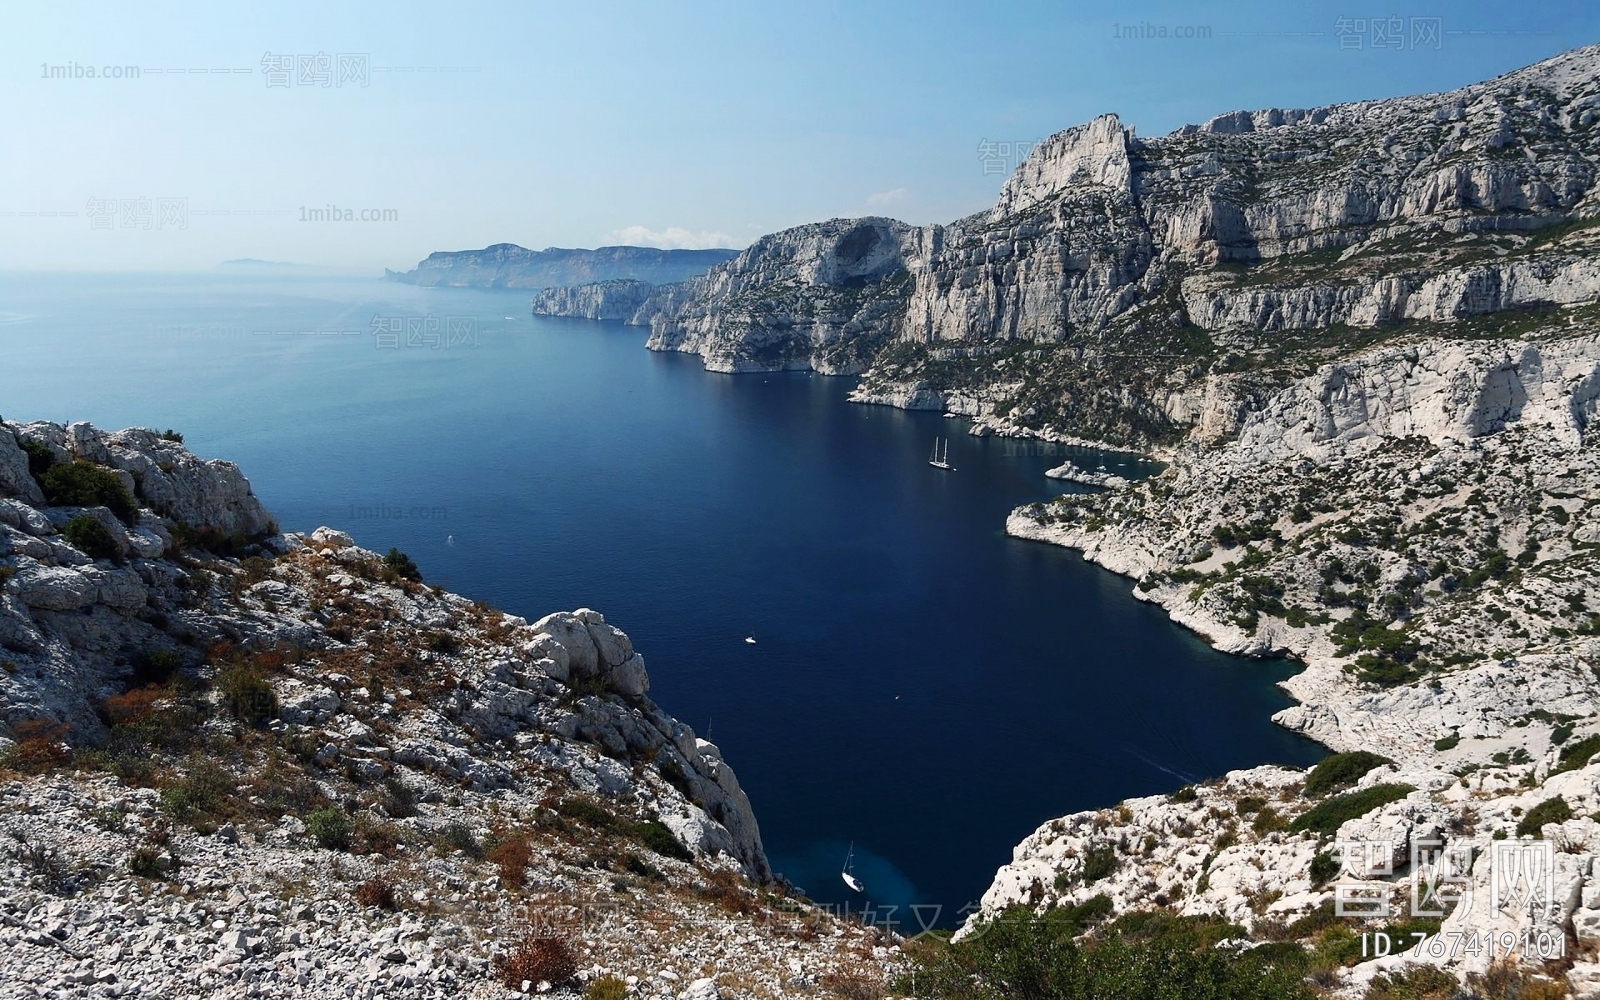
[{"left": 3, "top": 1, "right": 1596, "bottom": 272}]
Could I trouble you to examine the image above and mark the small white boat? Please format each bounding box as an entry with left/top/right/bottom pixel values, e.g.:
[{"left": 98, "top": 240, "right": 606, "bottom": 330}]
[
  {"left": 928, "top": 437, "right": 955, "bottom": 471},
  {"left": 744, "top": 636, "right": 756, "bottom": 644},
  {"left": 841, "top": 842, "right": 864, "bottom": 893}
]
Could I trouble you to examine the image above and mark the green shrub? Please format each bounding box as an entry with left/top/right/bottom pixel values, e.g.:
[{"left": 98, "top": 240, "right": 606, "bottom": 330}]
[
  {"left": 1304, "top": 751, "right": 1393, "bottom": 798},
  {"left": 17, "top": 437, "right": 55, "bottom": 477},
  {"left": 1552, "top": 733, "right": 1600, "bottom": 775},
  {"left": 1251, "top": 807, "right": 1288, "bottom": 835},
  {"left": 1169, "top": 785, "right": 1199, "bottom": 803},
  {"left": 382, "top": 547, "right": 421, "bottom": 582},
  {"left": 63, "top": 514, "right": 121, "bottom": 560},
  {"left": 623, "top": 852, "right": 665, "bottom": 881},
  {"left": 381, "top": 777, "right": 417, "bottom": 818},
  {"left": 168, "top": 522, "right": 249, "bottom": 556},
  {"left": 159, "top": 762, "right": 234, "bottom": 827},
  {"left": 435, "top": 821, "right": 482, "bottom": 857},
  {"left": 1309, "top": 850, "right": 1339, "bottom": 886},
  {"left": 898, "top": 906, "right": 1313, "bottom": 1000},
  {"left": 306, "top": 806, "right": 352, "bottom": 850},
  {"left": 1080, "top": 843, "right": 1119, "bottom": 883},
  {"left": 1285, "top": 899, "right": 1341, "bottom": 939},
  {"left": 215, "top": 665, "right": 277, "bottom": 724},
  {"left": 634, "top": 819, "right": 692, "bottom": 861},
  {"left": 1319, "top": 916, "right": 1441, "bottom": 968},
  {"left": 1517, "top": 796, "right": 1573, "bottom": 838},
  {"left": 1290, "top": 784, "right": 1415, "bottom": 835},
  {"left": 1433, "top": 733, "right": 1460, "bottom": 752},
  {"left": 39, "top": 460, "right": 136, "bottom": 521},
  {"left": 555, "top": 797, "right": 617, "bottom": 828}
]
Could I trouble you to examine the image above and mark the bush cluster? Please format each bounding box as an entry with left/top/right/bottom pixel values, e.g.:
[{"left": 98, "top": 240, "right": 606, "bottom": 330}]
[
  {"left": 1290, "top": 784, "right": 1415, "bottom": 835},
  {"left": 1303, "top": 751, "right": 1393, "bottom": 798},
  {"left": 900, "top": 907, "right": 1313, "bottom": 1000},
  {"left": 63, "top": 514, "right": 121, "bottom": 561},
  {"left": 38, "top": 460, "right": 137, "bottom": 522}
]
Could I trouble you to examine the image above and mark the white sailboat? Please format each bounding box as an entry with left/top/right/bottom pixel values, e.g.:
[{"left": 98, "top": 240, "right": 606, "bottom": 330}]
[
  {"left": 928, "top": 437, "right": 955, "bottom": 471},
  {"left": 841, "top": 842, "right": 865, "bottom": 892}
]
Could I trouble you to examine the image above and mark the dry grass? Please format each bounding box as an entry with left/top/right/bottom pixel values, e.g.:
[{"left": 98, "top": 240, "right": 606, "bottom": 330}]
[
  {"left": 820, "top": 969, "right": 886, "bottom": 1000},
  {"left": 487, "top": 832, "right": 533, "bottom": 887},
  {"left": 1, "top": 719, "right": 73, "bottom": 774},
  {"left": 497, "top": 934, "right": 577, "bottom": 989},
  {"left": 354, "top": 875, "right": 399, "bottom": 910},
  {"left": 696, "top": 869, "right": 757, "bottom": 915}
]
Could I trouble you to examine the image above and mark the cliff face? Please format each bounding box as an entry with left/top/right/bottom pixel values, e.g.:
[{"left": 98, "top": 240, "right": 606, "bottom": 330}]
[
  {"left": 601, "top": 45, "right": 1600, "bottom": 449},
  {"left": 642, "top": 218, "right": 919, "bottom": 373},
  {"left": 387, "top": 244, "right": 739, "bottom": 289},
  {"left": 530, "top": 278, "right": 658, "bottom": 321}
]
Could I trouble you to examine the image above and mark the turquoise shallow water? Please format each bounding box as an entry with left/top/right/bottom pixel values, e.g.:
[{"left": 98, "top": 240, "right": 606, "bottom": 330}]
[{"left": 0, "top": 271, "right": 1324, "bottom": 924}]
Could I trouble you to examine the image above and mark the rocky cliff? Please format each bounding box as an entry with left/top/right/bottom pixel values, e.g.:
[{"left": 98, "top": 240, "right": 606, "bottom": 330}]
[
  {"left": 531, "top": 279, "right": 658, "bottom": 322},
  {"left": 641, "top": 218, "right": 919, "bottom": 374},
  {"left": 387, "top": 245, "right": 739, "bottom": 290},
  {"left": 0, "top": 419, "right": 899, "bottom": 998},
  {"left": 564, "top": 45, "right": 1600, "bottom": 452}
]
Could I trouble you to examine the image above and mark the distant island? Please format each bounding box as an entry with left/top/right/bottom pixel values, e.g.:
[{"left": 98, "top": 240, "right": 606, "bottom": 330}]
[{"left": 385, "top": 243, "right": 739, "bottom": 289}]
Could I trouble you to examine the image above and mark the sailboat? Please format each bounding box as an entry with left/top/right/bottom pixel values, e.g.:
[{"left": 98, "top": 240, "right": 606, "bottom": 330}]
[
  {"left": 928, "top": 437, "right": 955, "bottom": 471},
  {"left": 841, "top": 842, "right": 865, "bottom": 892}
]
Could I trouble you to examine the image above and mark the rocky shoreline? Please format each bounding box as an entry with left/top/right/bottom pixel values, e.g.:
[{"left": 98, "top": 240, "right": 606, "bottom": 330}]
[{"left": 984, "top": 326, "right": 1600, "bottom": 992}]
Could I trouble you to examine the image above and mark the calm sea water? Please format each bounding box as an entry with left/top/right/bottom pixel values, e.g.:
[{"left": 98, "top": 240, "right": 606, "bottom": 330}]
[{"left": 0, "top": 271, "right": 1323, "bottom": 923}]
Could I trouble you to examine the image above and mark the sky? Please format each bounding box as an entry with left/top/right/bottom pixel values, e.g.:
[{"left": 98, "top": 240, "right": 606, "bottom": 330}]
[{"left": 2, "top": 0, "right": 1597, "bottom": 272}]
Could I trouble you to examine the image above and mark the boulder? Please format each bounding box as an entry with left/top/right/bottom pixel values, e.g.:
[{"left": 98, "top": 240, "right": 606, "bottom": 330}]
[
  {"left": 0, "top": 430, "right": 45, "bottom": 505},
  {"left": 11, "top": 563, "right": 96, "bottom": 611}
]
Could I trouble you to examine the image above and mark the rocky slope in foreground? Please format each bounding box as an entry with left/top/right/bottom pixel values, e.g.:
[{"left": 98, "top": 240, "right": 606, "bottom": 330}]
[
  {"left": 388, "top": 246, "right": 738, "bottom": 290},
  {"left": 0, "top": 420, "right": 898, "bottom": 999}
]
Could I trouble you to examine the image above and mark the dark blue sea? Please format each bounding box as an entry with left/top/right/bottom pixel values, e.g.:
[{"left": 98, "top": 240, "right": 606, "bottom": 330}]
[{"left": 0, "top": 271, "right": 1323, "bottom": 925}]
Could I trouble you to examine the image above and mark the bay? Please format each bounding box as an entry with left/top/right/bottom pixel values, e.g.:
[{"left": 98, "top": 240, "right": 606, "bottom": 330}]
[{"left": 0, "top": 271, "right": 1324, "bottom": 923}]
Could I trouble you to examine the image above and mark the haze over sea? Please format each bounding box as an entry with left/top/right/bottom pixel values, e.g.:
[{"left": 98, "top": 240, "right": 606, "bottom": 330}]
[{"left": 0, "top": 271, "right": 1324, "bottom": 921}]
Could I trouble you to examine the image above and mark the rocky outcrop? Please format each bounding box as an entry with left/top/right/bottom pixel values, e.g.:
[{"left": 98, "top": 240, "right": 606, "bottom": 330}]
[
  {"left": 530, "top": 278, "right": 658, "bottom": 321},
  {"left": 1043, "top": 460, "right": 1130, "bottom": 489},
  {"left": 1184, "top": 257, "right": 1600, "bottom": 341},
  {"left": 643, "top": 218, "right": 919, "bottom": 373},
  {"left": 387, "top": 244, "right": 738, "bottom": 289},
  {"left": 10, "top": 422, "right": 272, "bottom": 538}
]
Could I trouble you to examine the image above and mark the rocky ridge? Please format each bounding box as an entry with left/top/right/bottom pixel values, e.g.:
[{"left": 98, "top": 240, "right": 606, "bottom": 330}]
[
  {"left": 531, "top": 280, "right": 659, "bottom": 323},
  {"left": 0, "top": 419, "right": 899, "bottom": 998}
]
